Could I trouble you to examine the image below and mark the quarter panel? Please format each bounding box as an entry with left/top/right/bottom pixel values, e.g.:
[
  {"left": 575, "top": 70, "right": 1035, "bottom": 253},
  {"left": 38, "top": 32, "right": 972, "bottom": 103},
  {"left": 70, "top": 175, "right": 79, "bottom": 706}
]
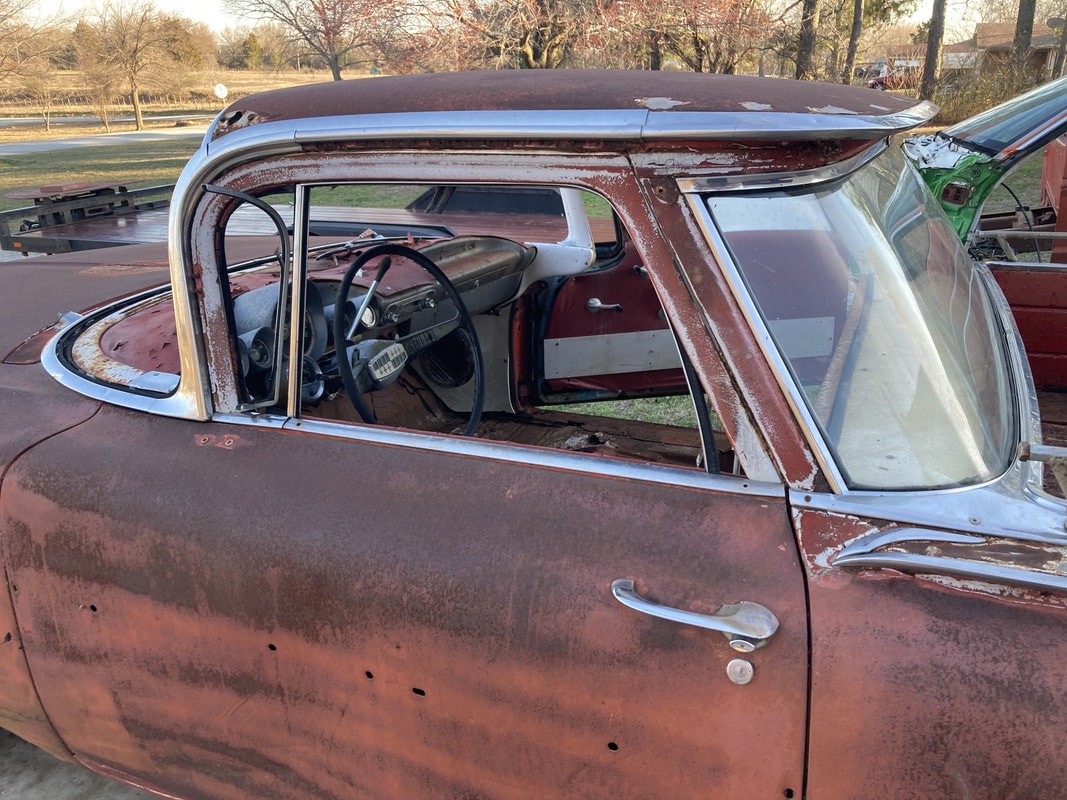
[
  {"left": 807, "top": 571, "right": 1067, "bottom": 798},
  {"left": 0, "top": 363, "right": 103, "bottom": 758}
]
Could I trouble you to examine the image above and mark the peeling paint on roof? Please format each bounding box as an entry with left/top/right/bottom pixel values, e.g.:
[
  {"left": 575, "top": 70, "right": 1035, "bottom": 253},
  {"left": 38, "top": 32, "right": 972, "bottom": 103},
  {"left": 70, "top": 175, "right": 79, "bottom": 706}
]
[
  {"left": 640, "top": 96, "right": 688, "bottom": 110},
  {"left": 809, "top": 105, "right": 860, "bottom": 115}
]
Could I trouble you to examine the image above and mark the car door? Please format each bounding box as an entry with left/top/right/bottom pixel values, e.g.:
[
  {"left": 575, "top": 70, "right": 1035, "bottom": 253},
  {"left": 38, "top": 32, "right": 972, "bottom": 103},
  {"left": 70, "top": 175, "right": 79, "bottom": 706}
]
[
  {"left": 2, "top": 403, "right": 807, "bottom": 799},
  {"left": 1, "top": 172, "right": 810, "bottom": 799}
]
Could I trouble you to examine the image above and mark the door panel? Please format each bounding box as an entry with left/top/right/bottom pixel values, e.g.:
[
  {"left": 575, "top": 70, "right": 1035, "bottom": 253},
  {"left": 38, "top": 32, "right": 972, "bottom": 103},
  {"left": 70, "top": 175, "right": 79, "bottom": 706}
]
[
  {"left": 538, "top": 243, "right": 687, "bottom": 398},
  {"left": 2, "top": 406, "right": 807, "bottom": 799}
]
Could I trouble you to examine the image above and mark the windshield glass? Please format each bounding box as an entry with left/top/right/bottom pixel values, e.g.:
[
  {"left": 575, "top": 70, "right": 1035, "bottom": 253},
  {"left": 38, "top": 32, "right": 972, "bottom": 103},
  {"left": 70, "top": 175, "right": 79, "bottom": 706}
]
[
  {"left": 705, "top": 145, "right": 1015, "bottom": 490},
  {"left": 941, "top": 73, "right": 1067, "bottom": 157}
]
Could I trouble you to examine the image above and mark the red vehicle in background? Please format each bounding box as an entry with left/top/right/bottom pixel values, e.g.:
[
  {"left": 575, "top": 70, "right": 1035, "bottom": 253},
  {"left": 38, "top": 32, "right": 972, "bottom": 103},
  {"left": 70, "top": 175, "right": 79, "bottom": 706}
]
[{"left": 867, "top": 64, "right": 920, "bottom": 90}]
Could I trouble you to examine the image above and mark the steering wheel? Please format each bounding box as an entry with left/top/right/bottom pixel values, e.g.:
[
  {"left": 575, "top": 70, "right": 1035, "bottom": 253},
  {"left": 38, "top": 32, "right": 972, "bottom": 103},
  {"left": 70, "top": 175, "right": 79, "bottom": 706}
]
[{"left": 332, "top": 243, "right": 485, "bottom": 436}]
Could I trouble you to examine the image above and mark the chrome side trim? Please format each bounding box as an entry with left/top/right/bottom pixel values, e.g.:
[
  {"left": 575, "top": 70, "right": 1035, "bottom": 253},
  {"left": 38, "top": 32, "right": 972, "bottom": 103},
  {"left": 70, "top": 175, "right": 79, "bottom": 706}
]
[
  {"left": 677, "top": 139, "right": 887, "bottom": 193},
  {"left": 43, "top": 283, "right": 199, "bottom": 419},
  {"left": 974, "top": 261, "right": 1043, "bottom": 490},
  {"left": 832, "top": 526, "right": 1067, "bottom": 594},
  {"left": 207, "top": 412, "right": 786, "bottom": 500},
  {"left": 791, "top": 478, "right": 1067, "bottom": 544}
]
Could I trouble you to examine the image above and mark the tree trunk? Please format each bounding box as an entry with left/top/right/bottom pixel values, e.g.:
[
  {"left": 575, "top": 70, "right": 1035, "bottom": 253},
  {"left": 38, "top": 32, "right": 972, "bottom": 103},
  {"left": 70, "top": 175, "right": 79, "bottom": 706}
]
[
  {"left": 648, "top": 30, "right": 662, "bottom": 71},
  {"left": 131, "top": 85, "right": 144, "bottom": 131},
  {"left": 842, "top": 0, "right": 863, "bottom": 84},
  {"left": 1012, "top": 0, "right": 1037, "bottom": 79},
  {"left": 329, "top": 54, "right": 343, "bottom": 81},
  {"left": 796, "top": 0, "right": 821, "bottom": 79},
  {"left": 919, "top": 0, "right": 945, "bottom": 101}
]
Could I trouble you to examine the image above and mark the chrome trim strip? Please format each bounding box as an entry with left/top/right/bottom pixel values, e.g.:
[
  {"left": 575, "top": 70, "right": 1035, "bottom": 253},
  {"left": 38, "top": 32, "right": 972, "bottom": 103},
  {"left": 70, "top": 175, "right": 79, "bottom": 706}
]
[
  {"left": 976, "top": 260, "right": 1043, "bottom": 489},
  {"left": 43, "top": 337, "right": 184, "bottom": 417},
  {"left": 43, "top": 283, "right": 198, "bottom": 419},
  {"left": 294, "top": 111, "right": 647, "bottom": 142},
  {"left": 644, "top": 105, "right": 937, "bottom": 140},
  {"left": 206, "top": 412, "right": 786, "bottom": 499},
  {"left": 838, "top": 527, "right": 986, "bottom": 551},
  {"left": 677, "top": 139, "right": 887, "bottom": 193},
  {"left": 831, "top": 527, "right": 1067, "bottom": 593},
  {"left": 266, "top": 106, "right": 934, "bottom": 145},
  {"left": 684, "top": 196, "right": 848, "bottom": 493},
  {"left": 791, "top": 478, "right": 1067, "bottom": 544}
]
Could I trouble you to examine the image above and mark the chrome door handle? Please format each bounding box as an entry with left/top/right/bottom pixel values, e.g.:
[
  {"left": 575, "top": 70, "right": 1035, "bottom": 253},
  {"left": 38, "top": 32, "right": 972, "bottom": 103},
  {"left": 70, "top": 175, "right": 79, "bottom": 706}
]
[
  {"left": 611, "top": 578, "right": 779, "bottom": 652},
  {"left": 586, "top": 297, "right": 623, "bottom": 313}
]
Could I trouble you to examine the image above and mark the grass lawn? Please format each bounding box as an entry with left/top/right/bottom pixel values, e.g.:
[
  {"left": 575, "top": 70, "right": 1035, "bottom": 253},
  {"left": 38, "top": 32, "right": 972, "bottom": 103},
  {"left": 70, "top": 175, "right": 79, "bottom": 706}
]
[{"left": 0, "top": 136, "right": 200, "bottom": 212}]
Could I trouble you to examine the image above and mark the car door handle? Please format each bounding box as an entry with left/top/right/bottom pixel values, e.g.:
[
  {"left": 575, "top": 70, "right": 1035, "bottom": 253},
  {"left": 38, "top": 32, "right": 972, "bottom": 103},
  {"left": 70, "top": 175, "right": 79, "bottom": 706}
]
[
  {"left": 586, "top": 297, "right": 623, "bottom": 313},
  {"left": 611, "top": 578, "right": 779, "bottom": 652}
]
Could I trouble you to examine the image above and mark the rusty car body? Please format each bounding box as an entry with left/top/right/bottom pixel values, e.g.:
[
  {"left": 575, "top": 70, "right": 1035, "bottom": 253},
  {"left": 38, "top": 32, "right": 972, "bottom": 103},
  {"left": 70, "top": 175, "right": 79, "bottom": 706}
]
[{"left": 3, "top": 70, "right": 1067, "bottom": 799}]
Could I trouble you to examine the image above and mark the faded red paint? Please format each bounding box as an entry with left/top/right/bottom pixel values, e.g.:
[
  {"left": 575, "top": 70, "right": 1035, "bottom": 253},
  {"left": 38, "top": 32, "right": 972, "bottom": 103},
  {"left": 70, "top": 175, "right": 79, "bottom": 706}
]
[{"left": 2, "top": 405, "right": 808, "bottom": 799}]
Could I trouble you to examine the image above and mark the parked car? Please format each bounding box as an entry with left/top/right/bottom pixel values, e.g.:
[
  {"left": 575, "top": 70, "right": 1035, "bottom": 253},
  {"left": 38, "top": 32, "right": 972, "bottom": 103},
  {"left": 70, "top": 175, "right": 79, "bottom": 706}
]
[
  {"left": 3, "top": 69, "right": 1067, "bottom": 800},
  {"left": 905, "top": 75, "right": 1067, "bottom": 392},
  {"left": 867, "top": 65, "right": 920, "bottom": 90}
]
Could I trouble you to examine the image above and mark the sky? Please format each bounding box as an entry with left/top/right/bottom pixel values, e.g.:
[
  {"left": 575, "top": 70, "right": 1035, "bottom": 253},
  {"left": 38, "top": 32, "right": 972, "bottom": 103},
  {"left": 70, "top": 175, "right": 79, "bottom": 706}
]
[{"left": 33, "top": 0, "right": 244, "bottom": 31}]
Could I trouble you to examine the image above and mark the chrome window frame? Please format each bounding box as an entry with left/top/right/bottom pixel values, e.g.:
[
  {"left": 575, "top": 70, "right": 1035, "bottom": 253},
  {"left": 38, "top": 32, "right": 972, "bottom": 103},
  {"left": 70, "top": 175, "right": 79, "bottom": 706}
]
[{"left": 684, "top": 140, "right": 1033, "bottom": 496}]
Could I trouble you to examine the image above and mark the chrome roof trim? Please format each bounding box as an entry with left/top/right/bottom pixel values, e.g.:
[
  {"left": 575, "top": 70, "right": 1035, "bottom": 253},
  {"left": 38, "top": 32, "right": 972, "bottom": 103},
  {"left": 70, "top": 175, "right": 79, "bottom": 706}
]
[
  {"left": 203, "top": 106, "right": 939, "bottom": 150},
  {"left": 643, "top": 103, "right": 938, "bottom": 140},
  {"left": 677, "top": 138, "right": 887, "bottom": 193},
  {"left": 204, "top": 413, "right": 787, "bottom": 500}
]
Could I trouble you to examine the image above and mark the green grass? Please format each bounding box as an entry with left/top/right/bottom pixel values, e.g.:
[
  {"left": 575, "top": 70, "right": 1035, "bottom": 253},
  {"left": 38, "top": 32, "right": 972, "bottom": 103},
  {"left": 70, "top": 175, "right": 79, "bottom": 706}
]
[
  {"left": 981, "top": 145, "right": 1047, "bottom": 216},
  {"left": 0, "top": 138, "right": 200, "bottom": 212},
  {"left": 546, "top": 395, "right": 701, "bottom": 428}
]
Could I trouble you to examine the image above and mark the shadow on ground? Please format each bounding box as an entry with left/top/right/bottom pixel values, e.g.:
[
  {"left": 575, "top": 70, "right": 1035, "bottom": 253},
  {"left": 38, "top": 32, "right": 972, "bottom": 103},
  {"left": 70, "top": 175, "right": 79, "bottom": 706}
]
[{"left": 0, "top": 729, "right": 155, "bottom": 799}]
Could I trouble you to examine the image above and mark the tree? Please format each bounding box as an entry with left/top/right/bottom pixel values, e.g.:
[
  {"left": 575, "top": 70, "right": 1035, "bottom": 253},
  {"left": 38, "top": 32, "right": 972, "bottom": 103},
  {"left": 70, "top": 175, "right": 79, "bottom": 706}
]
[
  {"left": 0, "top": 0, "right": 64, "bottom": 83},
  {"left": 72, "top": 20, "right": 119, "bottom": 130},
  {"left": 16, "top": 57, "right": 62, "bottom": 129},
  {"left": 796, "top": 0, "right": 821, "bottom": 77},
  {"left": 222, "top": 0, "right": 405, "bottom": 79},
  {"left": 78, "top": 1, "right": 197, "bottom": 130},
  {"left": 819, "top": 0, "right": 916, "bottom": 82},
  {"left": 242, "top": 32, "right": 264, "bottom": 69},
  {"left": 430, "top": 0, "right": 590, "bottom": 70},
  {"left": 841, "top": 0, "right": 864, "bottom": 82},
  {"left": 919, "top": 0, "right": 945, "bottom": 99},
  {"left": 1011, "top": 0, "right": 1037, "bottom": 77},
  {"left": 561, "top": 0, "right": 781, "bottom": 75}
]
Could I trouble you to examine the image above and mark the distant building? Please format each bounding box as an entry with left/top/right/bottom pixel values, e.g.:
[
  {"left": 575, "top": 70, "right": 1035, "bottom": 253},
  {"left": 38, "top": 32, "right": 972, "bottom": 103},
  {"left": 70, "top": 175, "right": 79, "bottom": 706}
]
[{"left": 944, "top": 22, "right": 1060, "bottom": 77}]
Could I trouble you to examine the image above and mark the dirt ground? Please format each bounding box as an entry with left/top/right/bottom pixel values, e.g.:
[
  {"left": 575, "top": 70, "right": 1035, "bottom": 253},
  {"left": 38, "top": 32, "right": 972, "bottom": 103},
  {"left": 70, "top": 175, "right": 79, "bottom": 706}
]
[{"left": 0, "top": 730, "right": 155, "bottom": 799}]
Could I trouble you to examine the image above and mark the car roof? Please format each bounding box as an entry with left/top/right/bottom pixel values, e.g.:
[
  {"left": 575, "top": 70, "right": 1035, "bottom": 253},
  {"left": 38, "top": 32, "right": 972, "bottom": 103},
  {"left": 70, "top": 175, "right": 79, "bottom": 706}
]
[{"left": 209, "top": 69, "right": 936, "bottom": 145}]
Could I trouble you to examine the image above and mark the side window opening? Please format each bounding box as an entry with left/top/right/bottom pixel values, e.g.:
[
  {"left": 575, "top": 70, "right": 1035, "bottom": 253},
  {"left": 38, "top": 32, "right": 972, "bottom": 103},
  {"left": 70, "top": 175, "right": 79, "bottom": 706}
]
[{"left": 219, "top": 182, "right": 739, "bottom": 476}]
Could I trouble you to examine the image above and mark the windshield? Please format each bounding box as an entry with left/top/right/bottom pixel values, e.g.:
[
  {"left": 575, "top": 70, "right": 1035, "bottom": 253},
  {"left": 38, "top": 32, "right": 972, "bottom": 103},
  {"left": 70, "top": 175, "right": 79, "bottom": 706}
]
[
  {"left": 941, "top": 73, "right": 1067, "bottom": 158},
  {"left": 705, "top": 145, "right": 1016, "bottom": 490}
]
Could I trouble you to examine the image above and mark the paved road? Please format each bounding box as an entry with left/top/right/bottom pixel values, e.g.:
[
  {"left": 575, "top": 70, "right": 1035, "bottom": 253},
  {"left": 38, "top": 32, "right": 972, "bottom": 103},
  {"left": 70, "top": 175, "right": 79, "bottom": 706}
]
[
  {"left": 0, "top": 114, "right": 214, "bottom": 128},
  {"left": 0, "top": 124, "right": 209, "bottom": 155},
  {"left": 0, "top": 730, "right": 154, "bottom": 799}
]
